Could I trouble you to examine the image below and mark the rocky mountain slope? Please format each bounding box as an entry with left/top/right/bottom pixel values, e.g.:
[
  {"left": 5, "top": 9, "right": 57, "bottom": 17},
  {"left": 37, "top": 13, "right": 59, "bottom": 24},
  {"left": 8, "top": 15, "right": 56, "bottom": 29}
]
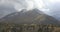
[{"left": 0, "top": 9, "right": 59, "bottom": 25}]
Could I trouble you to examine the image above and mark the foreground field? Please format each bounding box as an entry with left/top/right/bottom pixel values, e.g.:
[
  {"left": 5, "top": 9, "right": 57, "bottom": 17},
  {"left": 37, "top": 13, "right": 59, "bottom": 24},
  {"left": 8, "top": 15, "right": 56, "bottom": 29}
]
[{"left": 0, "top": 23, "right": 60, "bottom": 32}]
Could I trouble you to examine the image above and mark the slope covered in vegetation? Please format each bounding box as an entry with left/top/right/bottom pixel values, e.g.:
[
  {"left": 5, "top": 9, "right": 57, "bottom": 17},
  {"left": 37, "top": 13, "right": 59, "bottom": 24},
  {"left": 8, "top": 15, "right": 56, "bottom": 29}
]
[{"left": 0, "top": 23, "right": 60, "bottom": 32}]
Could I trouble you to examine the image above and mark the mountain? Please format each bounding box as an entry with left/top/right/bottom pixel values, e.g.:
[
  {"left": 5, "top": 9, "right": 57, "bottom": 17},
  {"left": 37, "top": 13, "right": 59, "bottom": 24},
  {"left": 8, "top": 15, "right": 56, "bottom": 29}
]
[{"left": 0, "top": 9, "right": 59, "bottom": 25}]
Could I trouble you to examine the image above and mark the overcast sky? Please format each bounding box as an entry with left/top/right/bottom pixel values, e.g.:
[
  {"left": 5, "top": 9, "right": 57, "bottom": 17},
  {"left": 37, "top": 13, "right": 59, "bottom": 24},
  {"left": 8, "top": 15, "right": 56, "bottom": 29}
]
[
  {"left": 0, "top": 0, "right": 60, "bottom": 20},
  {"left": 0, "top": 0, "right": 46, "bottom": 18},
  {"left": 43, "top": 0, "right": 60, "bottom": 20}
]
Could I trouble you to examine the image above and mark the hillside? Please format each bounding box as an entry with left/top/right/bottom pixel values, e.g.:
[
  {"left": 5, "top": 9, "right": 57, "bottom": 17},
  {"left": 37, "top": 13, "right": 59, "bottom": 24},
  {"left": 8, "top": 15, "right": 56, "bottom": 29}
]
[{"left": 0, "top": 9, "right": 59, "bottom": 25}]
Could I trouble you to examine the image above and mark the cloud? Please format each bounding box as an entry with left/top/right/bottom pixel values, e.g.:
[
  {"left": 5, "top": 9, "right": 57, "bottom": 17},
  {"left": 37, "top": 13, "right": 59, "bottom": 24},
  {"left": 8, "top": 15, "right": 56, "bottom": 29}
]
[
  {"left": 43, "top": 0, "right": 60, "bottom": 20},
  {"left": 0, "top": 0, "right": 47, "bottom": 18},
  {"left": 0, "top": 0, "right": 56, "bottom": 19},
  {"left": 49, "top": 3, "right": 60, "bottom": 20},
  {"left": 0, "top": 4, "right": 17, "bottom": 18},
  {"left": 0, "top": 0, "right": 47, "bottom": 11}
]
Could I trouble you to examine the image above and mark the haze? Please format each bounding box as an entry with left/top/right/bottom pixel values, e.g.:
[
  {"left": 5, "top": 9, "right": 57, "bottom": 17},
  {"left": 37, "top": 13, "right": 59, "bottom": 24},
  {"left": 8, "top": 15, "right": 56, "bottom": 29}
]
[{"left": 0, "top": 0, "right": 60, "bottom": 20}]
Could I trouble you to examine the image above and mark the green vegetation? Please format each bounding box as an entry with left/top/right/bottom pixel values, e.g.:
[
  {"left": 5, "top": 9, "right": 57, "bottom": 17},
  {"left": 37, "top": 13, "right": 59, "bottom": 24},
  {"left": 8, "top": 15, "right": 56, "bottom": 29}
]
[{"left": 0, "top": 23, "right": 60, "bottom": 32}]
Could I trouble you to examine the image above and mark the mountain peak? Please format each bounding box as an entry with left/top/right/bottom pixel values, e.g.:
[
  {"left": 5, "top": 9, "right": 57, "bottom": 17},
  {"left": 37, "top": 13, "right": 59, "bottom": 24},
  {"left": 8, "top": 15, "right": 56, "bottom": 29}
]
[{"left": 0, "top": 9, "right": 59, "bottom": 25}]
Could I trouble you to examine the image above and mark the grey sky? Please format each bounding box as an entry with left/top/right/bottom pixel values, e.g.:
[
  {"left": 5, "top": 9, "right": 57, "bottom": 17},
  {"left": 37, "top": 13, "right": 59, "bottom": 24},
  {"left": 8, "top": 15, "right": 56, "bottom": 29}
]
[
  {"left": 0, "top": 0, "right": 60, "bottom": 20},
  {"left": 0, "top": 0, "right": 45, "bottom": 18}
]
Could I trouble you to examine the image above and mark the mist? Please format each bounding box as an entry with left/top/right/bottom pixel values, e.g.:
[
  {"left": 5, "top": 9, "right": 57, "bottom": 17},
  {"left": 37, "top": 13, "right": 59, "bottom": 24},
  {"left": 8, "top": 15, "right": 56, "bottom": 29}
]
[
  {"left": 0, "top": 0, "right": 60, "bottom": 20},
  {"left": 43, "top": 0, "right": 60, "bottom": 20},
  {"left": 0, "top": 0, "right": 46, "bottom": 18}
]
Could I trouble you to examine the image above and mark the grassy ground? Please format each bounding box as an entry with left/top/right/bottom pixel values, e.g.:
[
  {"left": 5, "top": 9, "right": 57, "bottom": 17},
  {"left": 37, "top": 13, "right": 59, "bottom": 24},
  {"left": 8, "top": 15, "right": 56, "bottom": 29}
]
[{"left": 0, "top": 23, "right": 60, "bottom": 32}]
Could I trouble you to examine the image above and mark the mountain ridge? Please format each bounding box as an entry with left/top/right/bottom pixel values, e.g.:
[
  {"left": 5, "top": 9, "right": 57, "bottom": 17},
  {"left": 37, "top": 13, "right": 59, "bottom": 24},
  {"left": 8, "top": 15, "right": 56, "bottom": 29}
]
[{"left": 0, "top": 9, "right": 59, "bottom": 25}]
